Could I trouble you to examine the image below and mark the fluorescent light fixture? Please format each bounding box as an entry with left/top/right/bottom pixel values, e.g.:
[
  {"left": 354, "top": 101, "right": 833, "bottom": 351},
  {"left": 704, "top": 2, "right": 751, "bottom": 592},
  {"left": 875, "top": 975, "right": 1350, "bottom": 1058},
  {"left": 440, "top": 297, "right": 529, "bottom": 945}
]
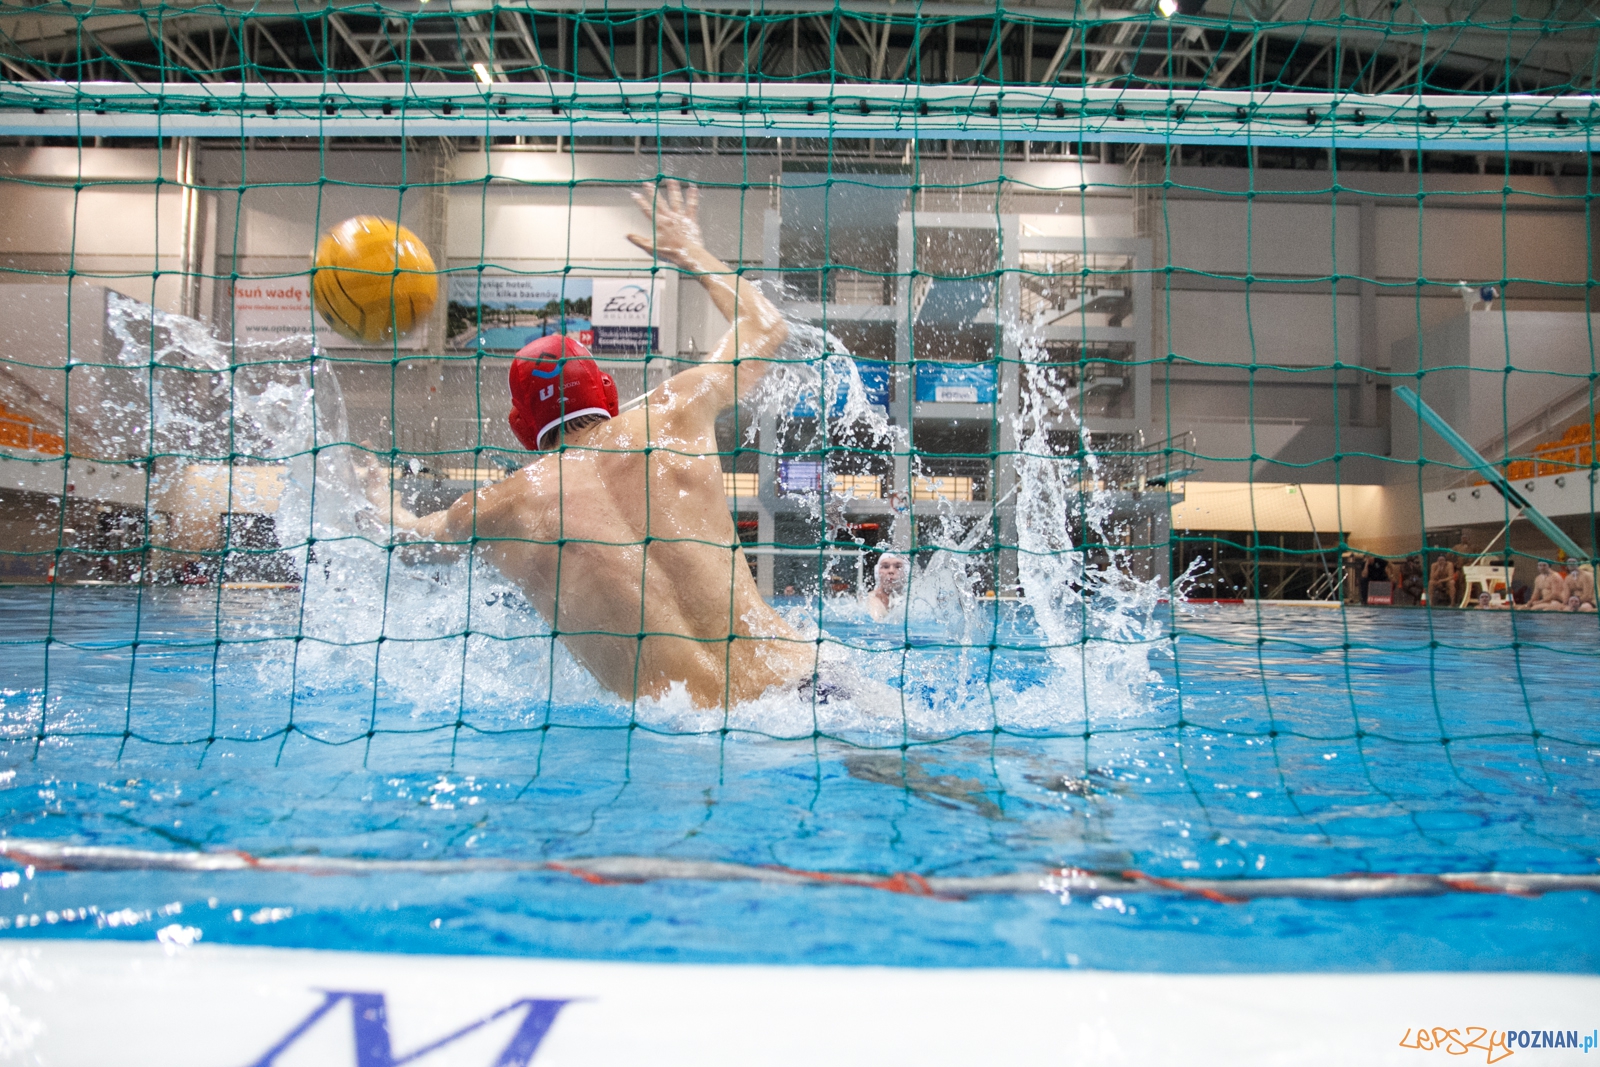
[
  {"left": 472, "top": 62, "right": 493, "bottom": 84},
  {"left": 1158, "top": 0, "right": 1179, "bottom": 15}
]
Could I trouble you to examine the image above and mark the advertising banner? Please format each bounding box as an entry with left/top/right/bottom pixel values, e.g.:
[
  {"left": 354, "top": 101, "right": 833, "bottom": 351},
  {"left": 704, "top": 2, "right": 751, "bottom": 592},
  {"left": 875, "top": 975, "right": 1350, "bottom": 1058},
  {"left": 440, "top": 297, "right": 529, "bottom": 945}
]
[
  {"left": 230, "top": 277, "right": 432, "bottom": 350},
  {"left": 590, "top": 278, "right": 664, "bottom": 354},
  {"left": 790, "top": 359, "right": 891, "bottom": 419},
  {"left": 914, "top": 361, "right": 997, "bottom": 404},
  {"left": 446, "top": 275, "right": 592, "bottom": 352}
]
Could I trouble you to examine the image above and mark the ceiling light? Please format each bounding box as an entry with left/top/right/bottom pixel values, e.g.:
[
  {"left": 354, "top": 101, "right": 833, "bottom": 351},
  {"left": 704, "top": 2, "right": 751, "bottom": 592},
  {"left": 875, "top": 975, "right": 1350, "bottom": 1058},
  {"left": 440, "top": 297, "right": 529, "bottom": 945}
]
[{"left": 472, "top": 62, "right": 493, "bottom": 85}]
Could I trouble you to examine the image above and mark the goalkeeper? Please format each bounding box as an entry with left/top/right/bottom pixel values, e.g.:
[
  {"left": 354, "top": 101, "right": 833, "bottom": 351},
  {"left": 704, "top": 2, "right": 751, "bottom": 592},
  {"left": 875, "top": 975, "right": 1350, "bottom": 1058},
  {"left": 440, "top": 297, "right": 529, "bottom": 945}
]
[{"left": 357, "top": 181, "right": 818, "bottom": 710}]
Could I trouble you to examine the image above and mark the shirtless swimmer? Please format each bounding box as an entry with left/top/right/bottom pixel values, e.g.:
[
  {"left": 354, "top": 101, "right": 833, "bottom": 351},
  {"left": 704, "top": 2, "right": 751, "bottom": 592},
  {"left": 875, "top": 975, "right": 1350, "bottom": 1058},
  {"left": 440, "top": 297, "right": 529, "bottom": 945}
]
[
  {"left": 863, "top": 553, "right": 909, "bottom": 622},
  {"left": 356, "top": 181, "right": 817, "bottom": 710}
]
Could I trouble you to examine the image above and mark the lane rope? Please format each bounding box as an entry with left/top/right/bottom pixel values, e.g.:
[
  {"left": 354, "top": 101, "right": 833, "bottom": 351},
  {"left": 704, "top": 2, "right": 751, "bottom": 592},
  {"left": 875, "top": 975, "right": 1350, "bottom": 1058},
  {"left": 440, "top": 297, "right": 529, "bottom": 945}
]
[{"left": 3, "top": 839, "right": 1594, "bottom": 902}]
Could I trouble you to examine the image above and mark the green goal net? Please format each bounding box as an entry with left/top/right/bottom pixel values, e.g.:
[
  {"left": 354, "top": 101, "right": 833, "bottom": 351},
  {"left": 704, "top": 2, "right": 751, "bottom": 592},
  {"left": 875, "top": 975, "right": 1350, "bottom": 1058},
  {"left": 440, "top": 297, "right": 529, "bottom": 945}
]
[{"left": 0, "top": 1, "right": 1596, "bottom": 918}]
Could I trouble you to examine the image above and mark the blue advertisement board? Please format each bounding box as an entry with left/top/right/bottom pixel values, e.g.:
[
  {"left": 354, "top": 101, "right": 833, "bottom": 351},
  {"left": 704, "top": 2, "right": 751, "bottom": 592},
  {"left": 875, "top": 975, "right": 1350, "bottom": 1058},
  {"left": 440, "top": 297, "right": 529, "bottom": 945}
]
[
  {"left": 914, "top": 361, "right": 997, "bottom": 404},
  {"left": 790, "top": 359, "right": 891, "bottom": 419}
]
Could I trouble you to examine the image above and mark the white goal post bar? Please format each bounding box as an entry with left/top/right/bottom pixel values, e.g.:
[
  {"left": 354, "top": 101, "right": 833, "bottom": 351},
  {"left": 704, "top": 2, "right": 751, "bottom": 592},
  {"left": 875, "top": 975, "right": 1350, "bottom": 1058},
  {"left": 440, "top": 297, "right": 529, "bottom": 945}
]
[{"left": 0, "top": 81, "right": 1592, "bottom": 150}]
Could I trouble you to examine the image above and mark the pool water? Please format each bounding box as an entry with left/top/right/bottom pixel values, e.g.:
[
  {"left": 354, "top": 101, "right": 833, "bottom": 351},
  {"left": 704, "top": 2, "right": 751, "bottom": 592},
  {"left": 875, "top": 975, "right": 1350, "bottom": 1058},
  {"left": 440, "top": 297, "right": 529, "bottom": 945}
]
[{"left": 0, "top": 587, "right": 1595, "bottom": 971}]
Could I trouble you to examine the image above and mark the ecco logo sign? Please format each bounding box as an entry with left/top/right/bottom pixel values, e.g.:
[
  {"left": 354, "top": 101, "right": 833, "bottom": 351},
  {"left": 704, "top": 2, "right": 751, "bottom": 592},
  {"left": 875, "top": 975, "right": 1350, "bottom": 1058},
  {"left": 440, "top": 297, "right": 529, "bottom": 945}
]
[
  {"left": 246, "top": 990, "right": 575, "bottom": 1067},
  {"left": 591, "top": 280, "right": 662, "bottom": 329},
  {"left": 599, "top": 286, "right": 652, "bottom": 318}
]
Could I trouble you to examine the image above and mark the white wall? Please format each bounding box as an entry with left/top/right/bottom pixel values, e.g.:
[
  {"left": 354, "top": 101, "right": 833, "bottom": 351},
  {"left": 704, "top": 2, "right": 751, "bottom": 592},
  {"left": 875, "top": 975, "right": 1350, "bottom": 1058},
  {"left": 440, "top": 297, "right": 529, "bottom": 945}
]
[
  {"left": 1373, "top": 205, "right": 1588, "bottom": 286},
  {"left": 1167, "top": 291, "right": 1361, "bottom": 367},
  {"left": 1391, "top": 311, "right": 1600, "bottom": 486},
  {"left": 0, "top": 150, "right": 188, "bottom": 310},
  {"left": 1164, "top": 200, "right": 1361, "bottom": 278},
  {"left": 1152, "top": 170, "right": 1590, "bottom": 488},
  {"left": 208, "top": 150, "right": 434, "bottom": 292}
]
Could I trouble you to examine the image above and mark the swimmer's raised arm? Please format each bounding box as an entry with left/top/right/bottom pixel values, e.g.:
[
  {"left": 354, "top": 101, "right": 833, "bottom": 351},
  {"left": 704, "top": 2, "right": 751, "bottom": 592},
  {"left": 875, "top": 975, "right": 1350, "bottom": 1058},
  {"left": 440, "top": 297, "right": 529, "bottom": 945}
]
[{"left": 626, "top": 180, "right": 788, "bottom": 418}]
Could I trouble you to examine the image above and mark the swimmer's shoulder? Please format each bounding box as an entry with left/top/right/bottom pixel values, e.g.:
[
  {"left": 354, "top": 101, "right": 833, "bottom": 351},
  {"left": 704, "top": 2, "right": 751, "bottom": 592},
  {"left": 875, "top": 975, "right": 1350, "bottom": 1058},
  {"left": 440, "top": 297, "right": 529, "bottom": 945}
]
[{"left": 458, "top": 458, "right": 560, "bottom": 536}]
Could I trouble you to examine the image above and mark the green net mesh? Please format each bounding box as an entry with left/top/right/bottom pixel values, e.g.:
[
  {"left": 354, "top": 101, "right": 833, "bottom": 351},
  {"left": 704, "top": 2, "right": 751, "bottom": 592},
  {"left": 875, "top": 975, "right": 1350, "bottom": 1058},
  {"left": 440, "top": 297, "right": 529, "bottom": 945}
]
[{"left": 0, "top": 3, "right": 1596, "bottom": 907}]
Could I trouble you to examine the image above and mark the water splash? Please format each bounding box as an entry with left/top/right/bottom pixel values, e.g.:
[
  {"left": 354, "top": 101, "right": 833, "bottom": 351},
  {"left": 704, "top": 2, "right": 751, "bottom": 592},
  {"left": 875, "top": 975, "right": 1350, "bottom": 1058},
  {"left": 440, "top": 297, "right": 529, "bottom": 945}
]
[{"left": 100, "top": 295, "right": 1169, "bottom": 744}]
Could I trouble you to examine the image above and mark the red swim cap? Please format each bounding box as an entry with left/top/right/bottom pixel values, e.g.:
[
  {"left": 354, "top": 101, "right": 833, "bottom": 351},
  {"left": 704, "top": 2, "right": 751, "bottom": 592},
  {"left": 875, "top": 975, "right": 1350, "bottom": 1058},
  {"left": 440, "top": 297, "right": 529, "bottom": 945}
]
[{"left": 508, "top": 334, "right": 618, "bottom": 450}]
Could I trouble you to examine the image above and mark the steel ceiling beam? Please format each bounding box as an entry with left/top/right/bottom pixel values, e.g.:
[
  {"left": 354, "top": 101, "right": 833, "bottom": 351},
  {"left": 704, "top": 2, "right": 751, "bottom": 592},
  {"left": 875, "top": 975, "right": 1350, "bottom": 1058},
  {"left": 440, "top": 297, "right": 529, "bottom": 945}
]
[
  {"left": 0, "top": 81, "right": 1591, "bottom": 151},
  {"left": 1, "top": 4, "right": 1592, "bottom": 93},
  {"left": 327, "top": 12, "right": 386, "bottom": 82}
]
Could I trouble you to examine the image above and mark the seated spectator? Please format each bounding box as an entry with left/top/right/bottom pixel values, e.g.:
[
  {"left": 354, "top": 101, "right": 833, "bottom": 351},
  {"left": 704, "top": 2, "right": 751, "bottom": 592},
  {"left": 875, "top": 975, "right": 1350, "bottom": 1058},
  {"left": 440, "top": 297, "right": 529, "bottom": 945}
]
[
  {"left": 1358, "top": 555, "right": 1379, "bottom": 603},
  {"left": 1360, "top": 555, "right": 1393, "bottom": 605},
  {"left": 1428, "top": 553, "right": 1459, "bottom": 608},
  {"left": 1401, "top": 556, "right": 1425, "bottom": 605},
  {"left": 1527, "top": 560, "right": 1570, "bottom": 611},
  {"left": 1564, "top": 562, "right": 1596, "bottom": 609}
]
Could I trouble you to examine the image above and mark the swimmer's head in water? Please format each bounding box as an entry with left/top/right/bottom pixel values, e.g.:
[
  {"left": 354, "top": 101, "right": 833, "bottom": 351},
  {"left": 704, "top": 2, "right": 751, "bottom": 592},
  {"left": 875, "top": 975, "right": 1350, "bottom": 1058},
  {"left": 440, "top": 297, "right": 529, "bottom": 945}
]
[
  {"left": 874, "top": 553, "right": 909, "bottom": 592},
  {"left": 508, "top": 334, "right": 619, "bottom": 451}
]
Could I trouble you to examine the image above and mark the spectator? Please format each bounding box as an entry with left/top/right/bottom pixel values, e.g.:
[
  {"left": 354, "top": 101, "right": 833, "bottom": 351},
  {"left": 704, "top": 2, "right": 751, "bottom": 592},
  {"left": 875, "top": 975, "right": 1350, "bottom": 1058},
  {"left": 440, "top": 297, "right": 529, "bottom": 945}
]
[
  {"left": 1362, "top": 555, "right": 1387, "bottom": 603},
  {"left": 1400, "top": 556, "right": 1425, "bottom": 605},
  {"left": 1428, "top": 551, "right": 1459, "bottom": 608},
  {"left": 1527, "top": 560, "right": 1570, "bottom": 611},
  {"left": 1564, "top": 562, "right": 1596, "bottom": 609},
  {"left": 1384, "top": 557, "right": 1408, "bottom": 604}
]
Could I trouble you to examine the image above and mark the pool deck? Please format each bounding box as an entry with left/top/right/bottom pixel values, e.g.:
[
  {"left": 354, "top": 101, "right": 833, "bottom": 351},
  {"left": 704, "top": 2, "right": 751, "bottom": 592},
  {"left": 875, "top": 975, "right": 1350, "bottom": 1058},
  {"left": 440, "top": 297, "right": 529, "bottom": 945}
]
[{"left": 0, "top": 940, "right": 1593, "bottom": 1065}]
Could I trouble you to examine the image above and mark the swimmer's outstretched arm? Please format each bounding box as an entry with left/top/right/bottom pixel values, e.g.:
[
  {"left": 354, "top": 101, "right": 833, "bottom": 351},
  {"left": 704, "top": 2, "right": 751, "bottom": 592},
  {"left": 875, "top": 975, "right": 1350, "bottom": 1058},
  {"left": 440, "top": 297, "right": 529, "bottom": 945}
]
[
  {"left": 626, "top": 180, "right": 788, "bottom": 418},
  {"left": 352, "top": 449, "right": 470, "bottom": 554}
]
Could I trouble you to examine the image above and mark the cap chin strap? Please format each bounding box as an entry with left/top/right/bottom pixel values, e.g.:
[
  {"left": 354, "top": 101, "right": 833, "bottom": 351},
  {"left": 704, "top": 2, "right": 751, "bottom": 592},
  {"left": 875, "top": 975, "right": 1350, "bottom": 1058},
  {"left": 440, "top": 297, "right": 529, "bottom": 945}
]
[{"left": 535, "top": 407, "right": 613, "bottom": 450}]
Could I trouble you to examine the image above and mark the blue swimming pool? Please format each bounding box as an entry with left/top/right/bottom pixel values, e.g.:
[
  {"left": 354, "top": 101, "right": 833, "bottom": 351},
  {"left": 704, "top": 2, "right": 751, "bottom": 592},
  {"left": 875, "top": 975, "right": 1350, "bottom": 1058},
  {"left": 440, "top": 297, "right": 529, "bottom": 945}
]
[{"left": 0, "top": 587, "right": 1595, "bottom": 972}]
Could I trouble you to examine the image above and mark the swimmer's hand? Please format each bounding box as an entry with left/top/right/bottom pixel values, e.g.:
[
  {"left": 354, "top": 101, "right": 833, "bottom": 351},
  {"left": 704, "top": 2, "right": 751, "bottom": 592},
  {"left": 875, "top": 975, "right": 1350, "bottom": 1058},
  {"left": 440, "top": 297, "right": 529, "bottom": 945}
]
[
  {"left": 625, "top": 178, "right": 789, "bottom": 418},
  {"left": 351, "top": 445, "right": 466, "bottom": 555},
  {"left": 352, "top": 447, "right": 402, "bottom": 526},
  {"left": 352, "top": 446, "right": 427, "bottom": 538},
  {"left": 626, "top": 179, "right": 704, "bottom": 270}
]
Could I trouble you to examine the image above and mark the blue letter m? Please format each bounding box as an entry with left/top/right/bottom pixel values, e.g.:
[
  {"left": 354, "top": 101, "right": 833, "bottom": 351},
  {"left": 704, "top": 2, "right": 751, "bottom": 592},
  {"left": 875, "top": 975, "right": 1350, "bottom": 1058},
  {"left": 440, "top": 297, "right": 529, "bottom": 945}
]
[{"left": 247, "top": 990, "right": 574, "bottom": 1067}]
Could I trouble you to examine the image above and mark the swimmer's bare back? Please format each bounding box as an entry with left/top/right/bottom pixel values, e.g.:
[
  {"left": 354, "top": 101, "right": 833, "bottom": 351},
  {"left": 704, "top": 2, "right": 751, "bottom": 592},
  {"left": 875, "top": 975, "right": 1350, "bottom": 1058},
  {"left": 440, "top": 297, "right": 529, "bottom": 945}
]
[{"left": 358, "top": 181, "right": 813, "bottom": 709}]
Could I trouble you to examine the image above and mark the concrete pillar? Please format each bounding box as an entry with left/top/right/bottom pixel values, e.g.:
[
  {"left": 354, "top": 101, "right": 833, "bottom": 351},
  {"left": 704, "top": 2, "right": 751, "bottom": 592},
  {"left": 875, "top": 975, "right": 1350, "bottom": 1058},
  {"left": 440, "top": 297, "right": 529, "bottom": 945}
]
[
  {"left": 756, "top": 409, "right": 776, "bottom": 597},
  {"left": 1357, "top": 197, "right": 1379, "bottom": 426},
  {"left": 755, "top": 208, "right": 782, "bottom": 597},
  {"left": 892, "top": 212, "right": 915, "bottom": 552},
  {"left": 176, "top": 138, "right": 214, "bottom": 322},
  {"left": 423, "top": 149, "right": 453, "bottom": 357},
  {"left": 996, "top": 213, "right": 1021, "bottom": 591}
]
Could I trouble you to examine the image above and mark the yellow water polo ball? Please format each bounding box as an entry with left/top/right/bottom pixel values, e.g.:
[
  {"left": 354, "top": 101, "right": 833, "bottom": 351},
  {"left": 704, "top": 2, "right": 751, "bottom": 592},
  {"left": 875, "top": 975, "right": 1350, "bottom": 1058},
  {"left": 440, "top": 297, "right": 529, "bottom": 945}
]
[{"left": 311, "top": 216, "right": 438, "bottom": 345}]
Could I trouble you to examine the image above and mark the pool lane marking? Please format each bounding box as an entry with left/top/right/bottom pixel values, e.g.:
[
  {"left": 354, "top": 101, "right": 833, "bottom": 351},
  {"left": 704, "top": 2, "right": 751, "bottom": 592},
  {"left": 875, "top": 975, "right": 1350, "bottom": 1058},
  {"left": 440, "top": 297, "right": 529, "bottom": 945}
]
[
  {"left": 1119, "top": 869, "right": 1247, "bottom": 904},
  {"left": 763, "top": 865, "right": 940, "bottom": 897},
  {"left": 2, "top": 838, "right": 1597, "bottom": 903},
  {"left": 544, "top": 861, "right": 622, "bottom": 886},
  {"left": 1437, "top": 873, "right": 1545, "bottom": 899}
]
